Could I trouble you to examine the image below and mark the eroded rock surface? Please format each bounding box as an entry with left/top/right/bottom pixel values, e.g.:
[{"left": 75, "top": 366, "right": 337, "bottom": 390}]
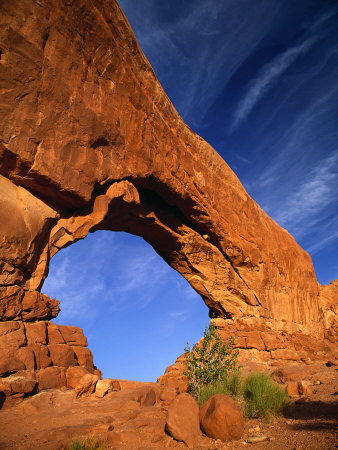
[
  {"left": 0, "top": 0, "right": 337, "bottom": 401},
  {"left": 0, "top": 320, "right": 101, "bottom": 407}
]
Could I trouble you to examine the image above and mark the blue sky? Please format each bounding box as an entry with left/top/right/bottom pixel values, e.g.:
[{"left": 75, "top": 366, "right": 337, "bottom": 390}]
[{"left": 42, "top": 0, "right": 338, "bottom": 381}]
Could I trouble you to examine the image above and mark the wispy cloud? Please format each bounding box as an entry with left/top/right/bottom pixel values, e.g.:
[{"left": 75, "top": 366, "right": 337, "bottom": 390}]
[
  {"left": 306, "top": 224, "right": 338, "bottom": 255},
  {"left": 44, "top": 256, "right": 70, "bottom": 292},
  {"left": 169, "top": 311, "right": 187, "bottom": 319},
  {"left": 231, "top": 37, "right": 315, "bottom": 130},
  {"left": 253, "top": 82, "right": 338, "bottom": 189},
  {"left": 120, "top": 0, "right": 282, "bottom": 127},
  {"left": 178, "top": 1, "right": 282, "bottom": 124},
  {"left": 109, "top": 252, "right": 174, "bottom": 312},
  {"left": 42, "top": 230, "right": 202, "bottom": 323},
  {"left": 273, "top": 152, "right": 338, "bottom": 236}
]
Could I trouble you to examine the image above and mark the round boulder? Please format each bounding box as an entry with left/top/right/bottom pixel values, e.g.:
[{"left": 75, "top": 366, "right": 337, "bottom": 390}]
[
  {"left": 199, "top": 394, "right": 244, "bottom": 441},
  {"left": 165, "top": 393, "right": 200, "bottom": 448}
]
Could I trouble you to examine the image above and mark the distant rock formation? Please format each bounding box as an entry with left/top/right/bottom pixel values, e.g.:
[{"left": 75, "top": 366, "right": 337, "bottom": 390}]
[{"left": 0, "top": 0, "right": 336, "bottom": 401}]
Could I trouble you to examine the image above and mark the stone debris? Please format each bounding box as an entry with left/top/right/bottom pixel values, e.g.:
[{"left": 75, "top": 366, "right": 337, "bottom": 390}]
[{"left": 246, "top": 434, "right": 268, "bottom": 443}]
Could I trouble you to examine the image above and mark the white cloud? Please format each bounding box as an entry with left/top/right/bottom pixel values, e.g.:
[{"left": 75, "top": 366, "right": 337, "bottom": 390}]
[
  {"left": 120, "top": 0, "right": 282, "bottom": 127},
  {"left": 43, "top": 228, "right": 204, "bottom": 323},
  {"left": 231, "top": 37, "right": 315, "bottom": 130},
  {"left": 56, "top": 281, "right": 106, "bottom": 320},
  {"left": 43, "top": 255, "right": 70, "bottom": 292},
  {"left": 254, "top": 82, "right": 338, "bottom": 189},
  {"left": 273, "top": 152, "right": 338, "bottom": 236},
  {"left": 169, "top": 311, "right": 187, "bottom": 319},
  {"left": 306, "top": 229, "right": 338, "bottom": 255}
]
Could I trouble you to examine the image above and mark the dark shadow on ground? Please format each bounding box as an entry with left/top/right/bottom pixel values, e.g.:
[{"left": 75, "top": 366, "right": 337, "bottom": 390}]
[
  {"left": 284, "top": 399, "right": 338, "bottom": 421},
  {"left": 288, "top": 420, "right": 338, "bottom": 432}
]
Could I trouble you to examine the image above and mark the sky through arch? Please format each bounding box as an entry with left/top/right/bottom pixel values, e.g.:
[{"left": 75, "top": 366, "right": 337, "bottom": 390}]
[{"left": 42, "top": 231, "right": 209, "bottom": 381}]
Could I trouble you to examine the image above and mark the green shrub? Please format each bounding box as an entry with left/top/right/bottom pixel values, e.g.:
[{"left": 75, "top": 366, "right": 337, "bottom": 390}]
[
  {"left": 184, "top": 322, "right": 240, "bottom": 400},
  {"left": 243, "top": 372, "right": 289, "bottom": 420},
  {"left": 198, "top": 371, "right": 244, "bottom": 406},
  {"left": 183, "top": 323, "right": 289, "bottom": 419},
  {"left": 69, "top": 435, "right": 107, "bottom": 450}
]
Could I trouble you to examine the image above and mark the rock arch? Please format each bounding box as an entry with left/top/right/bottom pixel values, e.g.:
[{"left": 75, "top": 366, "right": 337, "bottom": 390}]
[{"left": 0, "top": 0, "right": 336, "bottom": 400}]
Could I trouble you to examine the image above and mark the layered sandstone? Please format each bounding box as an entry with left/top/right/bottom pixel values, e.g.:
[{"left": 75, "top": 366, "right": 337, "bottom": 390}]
[
  {"left": 0, "top": 319, "right": 100, "bottom": 406},
  {"left": 0, "top": 0, "right": 337, "bottom": 401}
]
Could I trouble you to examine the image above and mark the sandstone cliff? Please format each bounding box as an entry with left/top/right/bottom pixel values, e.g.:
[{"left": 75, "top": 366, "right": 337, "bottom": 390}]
[{"left": 0, "top": 0, "right": 336, "bottom": 399}]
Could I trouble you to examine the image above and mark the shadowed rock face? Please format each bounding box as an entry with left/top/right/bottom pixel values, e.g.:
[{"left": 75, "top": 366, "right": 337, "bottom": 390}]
[{"left": 0, "top": 0, "right": 337, "bottom": 392}]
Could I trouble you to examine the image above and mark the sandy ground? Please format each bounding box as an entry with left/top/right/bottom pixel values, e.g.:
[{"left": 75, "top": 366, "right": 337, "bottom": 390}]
[{"left": 0, "top": 364, "right": 337, "bottom": 449}]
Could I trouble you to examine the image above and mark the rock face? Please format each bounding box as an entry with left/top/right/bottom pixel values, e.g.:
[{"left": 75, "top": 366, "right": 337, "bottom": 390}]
[
  {"left": 0, "top": 320, "right": 101, "bottom": 406},
  {"left": 0, "top": 0, "right": 337, "bottom": 400}
]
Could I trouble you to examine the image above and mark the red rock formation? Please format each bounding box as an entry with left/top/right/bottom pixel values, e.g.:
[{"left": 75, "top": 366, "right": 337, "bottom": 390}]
[
  {"left": 0, "top": 319, "right": 101, "bottom": 406},
  {"left": 318, "top": 280, "right": 338, "bottom": 343},
  {"left": 0, "top": 0, "right": 336, "bottom": 400}
]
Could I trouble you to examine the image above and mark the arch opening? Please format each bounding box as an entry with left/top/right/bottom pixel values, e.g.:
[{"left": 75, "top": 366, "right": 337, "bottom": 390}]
[{"left": 42, "top": 230, "right": 209, "bottom": 381}]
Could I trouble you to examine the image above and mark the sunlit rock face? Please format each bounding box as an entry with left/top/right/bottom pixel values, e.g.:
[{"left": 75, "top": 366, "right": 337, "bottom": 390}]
[{"left": 0, "top": 0, "right": 336, "bottom": 398}]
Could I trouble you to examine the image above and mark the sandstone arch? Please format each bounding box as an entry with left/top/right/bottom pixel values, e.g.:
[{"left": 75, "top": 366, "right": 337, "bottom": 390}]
[{"left": 0, "top": 0, "right": 337, "bottom": 398}]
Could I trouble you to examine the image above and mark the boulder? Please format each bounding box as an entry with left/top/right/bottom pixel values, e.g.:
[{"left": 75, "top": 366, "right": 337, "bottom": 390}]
[
  {"left": 165, "top": 393, "right": 200, "bottom": 448},
  {"left": 286, "top": 382, "right": 300, "bottom": 397},
  {"left": 75, "top": 374, "right": 99, "bottom": 398},
  {"left": 94, "top": 378, "right": 121, "bottom": 398},
  {"left": 199, "top": 394, "right": 244, "bottom": 441},
  {"left": 297, "top": 380, "right": 313, "bottom": 396},
  {"left": 66, "top": 366, "right": 91, "bottom": 389},
  {"left": 285, "top": 380, "right": 313, "bottom": 397}
]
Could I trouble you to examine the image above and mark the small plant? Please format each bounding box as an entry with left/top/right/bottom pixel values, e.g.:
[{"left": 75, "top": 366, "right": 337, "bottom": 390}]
[
  {"left": 198, "top": 372, "right": 244, "bottom": 406},
  {"left": 69, "top": 435, "right": 107, "bottom": 450},
  {"left": 184, "top": 322, "right": 240, "bottom": 400},
  {"left": 243, "top": 372, "right": 289, "bottom": 420}
]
